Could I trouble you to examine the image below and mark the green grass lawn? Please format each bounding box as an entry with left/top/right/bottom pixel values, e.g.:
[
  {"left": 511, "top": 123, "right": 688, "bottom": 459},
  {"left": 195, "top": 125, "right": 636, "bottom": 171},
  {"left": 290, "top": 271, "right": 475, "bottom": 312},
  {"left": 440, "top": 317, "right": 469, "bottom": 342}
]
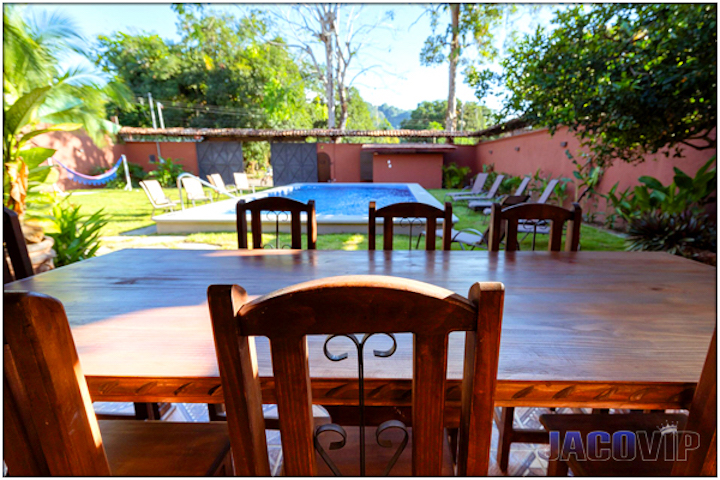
[{"left": 65, "top": 186, "right": 627, "bottom": 251}]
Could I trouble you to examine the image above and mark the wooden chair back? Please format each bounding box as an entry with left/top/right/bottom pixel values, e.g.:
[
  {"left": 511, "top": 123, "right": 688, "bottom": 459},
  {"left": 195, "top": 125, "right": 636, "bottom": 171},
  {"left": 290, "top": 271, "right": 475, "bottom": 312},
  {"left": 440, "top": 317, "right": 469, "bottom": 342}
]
[
  {"left": 208, "top": 276, "right": 505, "bottom": 476},
  {"left": 181, "top": 176, "right": 208, "bottom": 201},
  {"left": 234, "top": 172, "right": 251, "bottom": 190},
  {"left": 368, "top": 202, "right": 452, "bottom": 251},
  {"left": 489, "top": 202, "right": 582, "bottom": 252},
  {"left": 4, "top": 291, "right": 111, "bottom": 475},
  {"left": 236, "top": 197, "right": 317, "bottom": 249},
  {"left": 672, "top": 329, "right": 716, "bottom": 476},
  {"left": 3, "top": 207, "right": 33, "bottom": 284}
]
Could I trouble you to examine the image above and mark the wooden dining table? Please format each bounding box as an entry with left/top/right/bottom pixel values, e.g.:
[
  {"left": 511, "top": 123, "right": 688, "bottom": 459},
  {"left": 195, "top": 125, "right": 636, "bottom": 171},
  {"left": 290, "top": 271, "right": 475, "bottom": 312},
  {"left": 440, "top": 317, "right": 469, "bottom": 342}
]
[{"left": 4, "top": 249, "right": 715, "bottom": 412}]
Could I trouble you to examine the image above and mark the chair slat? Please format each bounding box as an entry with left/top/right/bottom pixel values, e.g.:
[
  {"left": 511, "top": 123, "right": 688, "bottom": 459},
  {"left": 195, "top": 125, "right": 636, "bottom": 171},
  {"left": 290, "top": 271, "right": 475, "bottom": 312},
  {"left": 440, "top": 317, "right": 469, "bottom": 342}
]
[
  {"left": 412, "top": 333, "right": 449, "bottom": 475},
  {"left": 457, "top": 283, "right": 505, "bottom": 476},
  {"left": 270, "top": 336, "right": 317, "bottom": 476},
  {"left": 207, "top": 285, "right": 270, "bottom": 476}
]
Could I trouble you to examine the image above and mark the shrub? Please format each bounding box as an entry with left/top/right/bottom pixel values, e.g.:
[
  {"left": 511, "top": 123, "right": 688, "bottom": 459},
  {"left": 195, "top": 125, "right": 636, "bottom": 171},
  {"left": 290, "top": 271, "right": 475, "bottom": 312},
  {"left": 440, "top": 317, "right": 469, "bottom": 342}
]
[
  {"left": 148, "top": 157, "right": 184, "bottom": 187},
  {"left": 48, "top": 200, "right": 108, "bottom": 267},
  {"left": 627, "top": 210, "right": 716, "bottom": 260},
  {"left": 604, "top": 156, "right": 716, "bottom": 225},
  {"left": 442, "top": 163, "right": 471, "bottom": 188}
]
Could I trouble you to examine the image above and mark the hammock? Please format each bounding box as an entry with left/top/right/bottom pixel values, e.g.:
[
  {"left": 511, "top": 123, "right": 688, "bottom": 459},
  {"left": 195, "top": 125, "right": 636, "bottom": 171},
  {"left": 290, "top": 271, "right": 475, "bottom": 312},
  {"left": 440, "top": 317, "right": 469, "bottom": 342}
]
[{"left": 54, "top": 157, "right": 124, "bottom": 186}]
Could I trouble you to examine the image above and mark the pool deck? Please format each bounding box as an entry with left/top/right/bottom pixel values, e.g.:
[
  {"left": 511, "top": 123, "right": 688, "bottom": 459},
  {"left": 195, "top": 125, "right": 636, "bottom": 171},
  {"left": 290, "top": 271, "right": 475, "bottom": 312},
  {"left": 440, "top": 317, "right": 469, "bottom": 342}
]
[{"left": 153, "top": 183, "right": 458, "bottom": 234}]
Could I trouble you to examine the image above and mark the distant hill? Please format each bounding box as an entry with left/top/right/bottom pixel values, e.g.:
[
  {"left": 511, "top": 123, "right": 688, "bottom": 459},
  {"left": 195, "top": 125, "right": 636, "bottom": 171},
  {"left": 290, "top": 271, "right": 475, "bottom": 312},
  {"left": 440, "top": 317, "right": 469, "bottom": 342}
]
[{"left": 376, "top": 104, "right": 411, "bottom": 129}]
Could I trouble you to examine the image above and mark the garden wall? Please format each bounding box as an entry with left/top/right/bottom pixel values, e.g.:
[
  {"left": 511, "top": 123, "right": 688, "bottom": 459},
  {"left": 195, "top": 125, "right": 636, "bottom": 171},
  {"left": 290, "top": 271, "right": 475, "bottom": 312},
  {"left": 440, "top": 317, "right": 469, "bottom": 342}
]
[
  {"left": 31, "top": 130, "right": 122, "bottom": 190},
  {"left": 475, "top": 127, "right": 716, "bottom": 208},
  {"left": 32, "top": 132, "right": 199, "bottom": 190},
  {"left": 35, "top": 128, "right": 715, "bottom": 199}
]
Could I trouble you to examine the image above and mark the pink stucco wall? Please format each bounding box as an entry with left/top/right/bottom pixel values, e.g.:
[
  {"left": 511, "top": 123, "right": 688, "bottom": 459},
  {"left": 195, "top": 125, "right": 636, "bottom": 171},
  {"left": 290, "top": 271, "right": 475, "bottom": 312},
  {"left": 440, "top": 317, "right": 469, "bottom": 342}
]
[
  {"left": 30, "top": 130, "right": 122, "bottom": 190},
  {"left": 372, "top": 153, "right": 443, "bottom": 189},
  {"left": 29, "top": 132, "right": 199, "bottom": 190},
  {"left": 121, "top": 142, "right": 198, "bottom": 175},
  {"left": 316, "top": 143, "right": 364, "bottom": 183},
  {"left": 475, "top": 127, "right": 716, "bottom": 207}
]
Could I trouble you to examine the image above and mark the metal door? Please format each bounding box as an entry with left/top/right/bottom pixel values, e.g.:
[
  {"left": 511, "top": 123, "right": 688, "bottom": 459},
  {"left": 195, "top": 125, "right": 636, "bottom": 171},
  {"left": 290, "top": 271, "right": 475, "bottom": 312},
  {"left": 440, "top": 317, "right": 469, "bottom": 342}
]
[
  {"left": 270, "top": 143, "right": 318, "bottom": 186},
  {"left": 196, "top": 141, "right": 244, "bottom": 185}
]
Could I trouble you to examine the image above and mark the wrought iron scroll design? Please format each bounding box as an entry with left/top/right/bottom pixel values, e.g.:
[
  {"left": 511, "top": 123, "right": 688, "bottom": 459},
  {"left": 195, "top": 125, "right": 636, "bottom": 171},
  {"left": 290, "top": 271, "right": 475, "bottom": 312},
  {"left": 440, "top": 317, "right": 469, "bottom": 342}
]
[
  {"left": 397, "top": 217, "right": 426, "bottom": 250},
  {"left": 261, "top": 210, "right": 292, "bottom": 249},
  {"left": 314, "top": 333, "right": 408, "bottom": 476}
]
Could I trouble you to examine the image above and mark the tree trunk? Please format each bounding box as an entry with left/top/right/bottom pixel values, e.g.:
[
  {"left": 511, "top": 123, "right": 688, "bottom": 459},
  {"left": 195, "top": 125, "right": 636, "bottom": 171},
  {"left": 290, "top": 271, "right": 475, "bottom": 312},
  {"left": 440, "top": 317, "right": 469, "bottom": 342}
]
[
  {"left": 445, "top": 4, "right": 460, "bottom": 132},
  {"left": 321, "top": 8, "right": 336, "bottom": 129}
]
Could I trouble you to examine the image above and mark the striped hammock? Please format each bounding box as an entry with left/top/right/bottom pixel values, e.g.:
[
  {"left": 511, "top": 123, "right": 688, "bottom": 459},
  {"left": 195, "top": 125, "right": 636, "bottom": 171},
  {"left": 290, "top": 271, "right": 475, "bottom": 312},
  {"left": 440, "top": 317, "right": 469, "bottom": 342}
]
[{"left": 54, "top": 157, "right": 123, "bottom": 186}]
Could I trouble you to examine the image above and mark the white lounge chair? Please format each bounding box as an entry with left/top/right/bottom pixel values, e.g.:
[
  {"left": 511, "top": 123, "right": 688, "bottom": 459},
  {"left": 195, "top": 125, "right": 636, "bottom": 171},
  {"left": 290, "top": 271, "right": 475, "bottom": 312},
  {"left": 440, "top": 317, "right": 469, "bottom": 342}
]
[
  {"left": 468, "top": 176, "right": 531, "bottom": 211},
  {"left": 233, "top": 172, "right": 256, "bottom": 195},
  {"left": 181, "top": 176, "right": 213, "bottom": 207},
  {"left": 207, "top": 173, "right": 238, "bottom": 198},
  {"left": 139, "top": 179, "right": 178, "bottom": 217},
  {"left": 444, "top": 173, "right": 488, "bottom": 202}
]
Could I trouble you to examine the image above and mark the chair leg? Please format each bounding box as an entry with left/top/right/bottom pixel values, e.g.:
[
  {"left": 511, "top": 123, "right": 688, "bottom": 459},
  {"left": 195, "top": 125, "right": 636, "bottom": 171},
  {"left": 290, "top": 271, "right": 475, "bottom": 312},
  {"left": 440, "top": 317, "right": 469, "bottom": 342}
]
[
  {"left": 208, "top": 403, "right": 226, "bottom": 421},
  {"left": 497, "top": 406, "right": 515, "bottom": 473},
  {"left": 134, "top": 402, "right": 161, "bottom": 420},
  {"left": 546, "top": 457, "right": 569, "bottom": 476}
]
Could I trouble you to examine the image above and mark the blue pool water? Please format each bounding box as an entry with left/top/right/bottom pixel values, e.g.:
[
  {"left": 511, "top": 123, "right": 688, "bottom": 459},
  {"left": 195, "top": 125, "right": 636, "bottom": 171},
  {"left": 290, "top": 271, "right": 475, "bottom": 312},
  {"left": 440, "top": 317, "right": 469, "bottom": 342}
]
[{"left": 228, "top": 184, "right": 418, "bottom": 216}]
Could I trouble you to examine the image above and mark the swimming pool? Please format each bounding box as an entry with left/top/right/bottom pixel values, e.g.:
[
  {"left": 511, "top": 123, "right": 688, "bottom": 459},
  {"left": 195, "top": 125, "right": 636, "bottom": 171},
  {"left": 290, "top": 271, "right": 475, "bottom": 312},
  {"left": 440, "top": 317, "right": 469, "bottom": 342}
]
[{"left": 153, "top": 183, "right": 457, "bottom": 234}]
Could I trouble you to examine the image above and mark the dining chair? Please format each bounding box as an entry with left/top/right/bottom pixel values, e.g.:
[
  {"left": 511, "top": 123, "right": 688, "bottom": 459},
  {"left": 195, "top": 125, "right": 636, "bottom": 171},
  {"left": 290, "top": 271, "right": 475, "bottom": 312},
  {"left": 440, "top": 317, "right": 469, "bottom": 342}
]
[
  {"left": 3, "top": 206, "right": 34, "bottom": 284},
  {"left": 236, "top": 197, "right": 317, "bottom": 249},
  {"left": 181, "top": 176, "right": 213, "bottom": 207},
  {"left": 489, "top": 202, "right": 582, "bottom": 252},
  {"left": 223, "top": 196, "right": 320, "bottom": 423},
  {"left": 488, "top": 202, "right": 582, "bottom": 472},
  {"left": 417, "top": 195, "right": 530, "bottom": 251},
  {"left": 208, "top": 275, "right": 505, "bottom": 475},
  {"left": 4, "top": 207, "right": 167, "bottom": 421},
  {"left": 540, "top": 329, "right": 716, "bottom": 476},
  {"left": 368, "top": 201, "right": 453, "bottom": 251},
  {"left": 4, "top": 291, "right": 232, "bottom": 476}
]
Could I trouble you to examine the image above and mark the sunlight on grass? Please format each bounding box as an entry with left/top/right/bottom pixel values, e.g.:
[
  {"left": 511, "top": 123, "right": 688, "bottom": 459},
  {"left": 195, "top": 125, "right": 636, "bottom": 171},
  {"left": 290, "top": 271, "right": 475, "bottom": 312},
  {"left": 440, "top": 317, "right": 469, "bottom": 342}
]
[{"left": 342, "top": 234, "right": 365, "bottom": 251}]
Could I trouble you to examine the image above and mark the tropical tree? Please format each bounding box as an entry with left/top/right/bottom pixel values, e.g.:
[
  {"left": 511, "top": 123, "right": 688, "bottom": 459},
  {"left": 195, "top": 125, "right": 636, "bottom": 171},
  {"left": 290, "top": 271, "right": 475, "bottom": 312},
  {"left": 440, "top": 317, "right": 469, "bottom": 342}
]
[
  {"left": 493, "top": 4, "right": 717, "bottom": 167},
  {"left": 400, "top": 100, "right": 492, "bottom": 132},
  {"left": 275, "top": 4, "right": 394, "bottom": 130},
  {"left": 420, "top": 4, "right": 508, "bottom": 131},
  {"left": 3, "top": 6, "right": 130, "bottom": 216},
  {"left": 95, "top": 8, "right": 312, "bottom": 130}
]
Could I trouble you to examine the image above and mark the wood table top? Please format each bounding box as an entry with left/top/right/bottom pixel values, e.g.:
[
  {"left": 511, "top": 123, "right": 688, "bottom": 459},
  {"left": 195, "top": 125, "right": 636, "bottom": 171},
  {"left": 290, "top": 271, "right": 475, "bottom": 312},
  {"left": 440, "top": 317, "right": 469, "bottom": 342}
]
[{"left": 5, "top": 249, "right": 715, "bottom": 389}]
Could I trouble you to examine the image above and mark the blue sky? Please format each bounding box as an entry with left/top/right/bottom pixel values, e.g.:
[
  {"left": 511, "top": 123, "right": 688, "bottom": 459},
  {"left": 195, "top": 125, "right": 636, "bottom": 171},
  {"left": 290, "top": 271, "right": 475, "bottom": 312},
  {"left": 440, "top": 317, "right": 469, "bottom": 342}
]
[{"left": 22, "top": 3, "right": 557, "bottom": 112}]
